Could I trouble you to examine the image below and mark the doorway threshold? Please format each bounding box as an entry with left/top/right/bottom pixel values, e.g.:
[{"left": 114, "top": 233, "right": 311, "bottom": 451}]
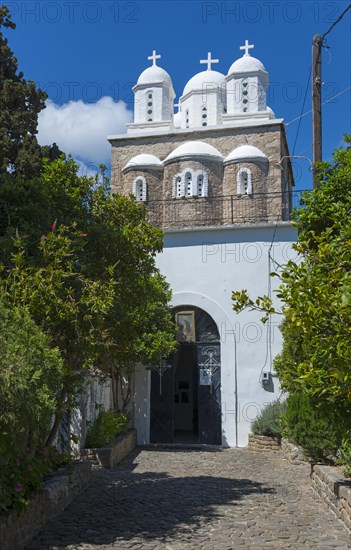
[{"left": 144, "top": 443, "right": 223, "bottom": 451}]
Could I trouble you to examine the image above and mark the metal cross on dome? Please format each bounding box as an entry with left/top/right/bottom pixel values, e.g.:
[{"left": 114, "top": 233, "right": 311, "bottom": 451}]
[
  {"left": 200, "top": 52, "right": 219, "bottom": 71},
  {"left": 240, "top": 39, "right": 254, "bottom": 56},
  {"left": 148, "top": 50, "right": 161, "bottom": 66}
]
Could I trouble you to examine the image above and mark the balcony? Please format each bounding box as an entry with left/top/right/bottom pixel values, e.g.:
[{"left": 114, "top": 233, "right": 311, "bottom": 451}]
[{"left": 145, "top": 190, "right": 305, "bottom": 230}]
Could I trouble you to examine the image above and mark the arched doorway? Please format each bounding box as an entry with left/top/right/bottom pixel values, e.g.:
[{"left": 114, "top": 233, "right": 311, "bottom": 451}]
[{"left": 150, "top": 306, "right": 222, "bottom": 445}]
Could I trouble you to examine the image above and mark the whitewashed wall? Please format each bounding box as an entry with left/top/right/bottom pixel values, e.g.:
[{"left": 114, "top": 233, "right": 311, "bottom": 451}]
[
  {"left": 133, "top": 222, "right": 297, "bottom": 447},
  {"left": 56, "top": 378, "right": 113, "bottom": 456}
]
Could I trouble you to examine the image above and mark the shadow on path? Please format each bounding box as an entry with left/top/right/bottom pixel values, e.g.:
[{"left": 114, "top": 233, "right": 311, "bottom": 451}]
[{"left": 25, "top": 448, "right": 276, "bottom": 548}]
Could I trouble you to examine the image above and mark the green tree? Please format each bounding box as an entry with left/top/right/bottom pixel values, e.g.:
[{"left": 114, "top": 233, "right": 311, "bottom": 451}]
[
  {"left": 0, "top": 157, "right": 176, "bottom": 444},
  {"left": 232, "top": 135, "right": 351, "bottom": 417},
  {"left": 0, "top": 300, "right": 64, "bottom": 460},
  {"left": 0, "top": 5, "right": 61, "bottom": 178}
]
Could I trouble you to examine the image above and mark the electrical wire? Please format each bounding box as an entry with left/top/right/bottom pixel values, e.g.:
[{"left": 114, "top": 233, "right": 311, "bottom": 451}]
[
  {"left": 258, "top": 224, "right": 278, "bottom": 383},
  {"left": 321, "top": 2, "right": 351, "bottom": 40},
  {"left": 286, "top": 85, "right": 351, "bottom": 127},
  {"left": 292, "top": 66, "right": 312, "bottom": 156},
  {"left": 296, "top": 144, "right": 312, "bottom": 157}
]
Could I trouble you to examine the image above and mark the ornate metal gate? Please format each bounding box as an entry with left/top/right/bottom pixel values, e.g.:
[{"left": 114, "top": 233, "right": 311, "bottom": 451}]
[
  {"left": 149, "top": 307, "right": 222, "bottom": 445},
  {"left": 149, "top": 357, "right": 174, "bottom": 443},
  {"left": 197, "top": 344, "right": 222, "bottom": 445}
]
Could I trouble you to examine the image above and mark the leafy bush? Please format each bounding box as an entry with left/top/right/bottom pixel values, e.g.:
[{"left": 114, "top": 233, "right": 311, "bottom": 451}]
[
  {"left": 0, "top": 302, "right": 64, "bottom": 459},
  {"left": 283, "top": 393, "right": 347, "bottom": 463},
  {"left": 85, "top": 410, "right": 129, "bottom": 448},
  {"left": 0, "top": 447, "right": 70, "bottom": 513},
  {"left": 0, "top": 301, "right": 67, "bottom": 512},
  {"left": 337, "top": 437, "right": 351, "bottom": 478},
  {"left": 251, "top": 400, "right": 286, "bottom": 437}
]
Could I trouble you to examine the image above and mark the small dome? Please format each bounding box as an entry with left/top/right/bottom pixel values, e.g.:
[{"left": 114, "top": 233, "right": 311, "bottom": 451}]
[
  {"left": 183, "top": 70, "right": 226, "bottom": 96},
  {"left": 228, "top": 55, "right": 266, "bottom": 76},
  {"left": 123, "top": 154, "right": 162, "bottom": 172},
  {"left": 137, "top": 65, "right": 173, "bottom": 87},
  {"left": 164, "top": 141, "right": 223, "bottom": 164},
  {"left": 224, "top": 145, "right": 268, "bottom": 165},
  {"left": 266, "top": 106, "right": 275, "bottom": 118}
]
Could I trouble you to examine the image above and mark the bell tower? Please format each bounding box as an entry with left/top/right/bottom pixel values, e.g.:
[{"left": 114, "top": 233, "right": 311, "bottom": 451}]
[
  {"left": 127, "top": 50, "right": 176, "bottom": 135},
  {"left": 223, "top": 40, "right": 273, "bottom": 124}
]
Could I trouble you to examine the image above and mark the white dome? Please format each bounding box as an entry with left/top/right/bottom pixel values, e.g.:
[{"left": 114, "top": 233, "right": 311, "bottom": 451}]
[
  {"left": 183, "top": 70, "right": 226, "bottom": 96},
  {"left": 137, "top": 65, "right": 173, "bottom": 87},
  {"left": 164, "top": 141, "right": 223, "bottom": 164},
  {"left": 228, "top": 55, "right": 266, "bottom": 76},
  {"left": 266, "top": 106, "right": 275, "bottom": 118},
  {"left": 224, "top": 145, "right": 268, "bottom": 164},
  {"left": 123, "top": 154, "right": 162, "bottom": 172}
]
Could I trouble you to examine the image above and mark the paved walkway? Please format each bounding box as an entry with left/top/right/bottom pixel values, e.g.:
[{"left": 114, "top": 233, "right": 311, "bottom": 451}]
[{"left": 26, "top": 447, "right": 351, "bottom": 549}]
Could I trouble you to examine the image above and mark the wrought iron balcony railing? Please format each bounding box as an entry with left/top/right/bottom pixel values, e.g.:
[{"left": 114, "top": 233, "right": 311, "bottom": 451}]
[{"left": 145, "top": 190, "right": 306, "bottom": 229}]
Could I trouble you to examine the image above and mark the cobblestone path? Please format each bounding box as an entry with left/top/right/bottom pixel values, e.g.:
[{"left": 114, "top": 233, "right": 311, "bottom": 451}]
[{"left": 26, "top": 447, "right": 350, "bottom": 549}]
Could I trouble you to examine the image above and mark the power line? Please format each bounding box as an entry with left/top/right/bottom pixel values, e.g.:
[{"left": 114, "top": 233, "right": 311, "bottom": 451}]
[
  {"left": 286, "top": 85, "right": 351, "bottom": 127},
  {"left": 321, "top": 2, "right": 351, "bottom": 40},
  {"left": 292, "top": 66, "right": 312, "bottom": 155}
]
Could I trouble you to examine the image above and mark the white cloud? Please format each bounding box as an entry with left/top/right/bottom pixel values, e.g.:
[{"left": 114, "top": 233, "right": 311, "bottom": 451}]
[{"left": 37, "top": 97, "right": 132, "bottom": 165}]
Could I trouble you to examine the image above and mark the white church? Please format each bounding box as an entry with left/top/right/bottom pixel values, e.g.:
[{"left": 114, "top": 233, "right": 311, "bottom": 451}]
[{"left": 108, "top": 41, "right": 297, "bottom": 447}]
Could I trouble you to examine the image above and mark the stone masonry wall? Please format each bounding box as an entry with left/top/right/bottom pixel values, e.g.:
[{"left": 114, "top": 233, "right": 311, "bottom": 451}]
[
  {"left": 311, "top": 464, "right": 351, "bottom": 532},
  {"left": 122, "top": 167, "right": 163, "bottom": 202},
  {"left": 281, "top": 438, "right": 309, "bottom": 465},
  {"left": 110, "top": 123, "right": 290, "bottom": 228},
  {"left": 110, "top": 123, "right": 285, "bottom": 198},
  {"left": 223, "top": 161, "right": 269, "bottom": 196},
  {"left": 83, "top": 429, "right": 137, "bottom": 469},
  {"left": 248, "top": 434, "right": 281, "bottom": 452},
  {"left": 163, "top": 158, "right": 223, "bottom": 200},
  {"left": 0, "top": 462, "right": 91, "bottom": 550}
]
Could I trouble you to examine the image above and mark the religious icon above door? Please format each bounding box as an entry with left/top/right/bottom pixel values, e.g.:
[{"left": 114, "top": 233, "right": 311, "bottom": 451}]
[{"left": 175, "top": 310, "right": 195, "bottom": 342}]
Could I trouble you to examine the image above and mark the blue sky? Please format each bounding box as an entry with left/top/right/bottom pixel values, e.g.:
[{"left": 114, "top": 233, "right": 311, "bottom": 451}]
[{"left": 4, "top": 0, "right": 351, "bottom": 189}]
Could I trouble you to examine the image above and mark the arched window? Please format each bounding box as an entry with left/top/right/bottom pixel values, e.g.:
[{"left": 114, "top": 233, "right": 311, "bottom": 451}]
[
  {"left": 172, "top": 169, "right": 209, "bottom": 199},
  {"left": 185, "top": 171, "right": 192, "bottom": 196},
  {"left": 172, "top": 174, "right": 185, "bottom": 199},
  {"left": 146, "top": 91, "right": 153, "bottom": 122},
  {"left": 185, "top": 109, "right": 189, "bottom": 128},
  {"left": 237, "top": 168, "right": 252, "bottom": 195},
  {"left": 132, "top": 176, "right": 147, "bottom": 202},
  {"left": 195, "top": 172, "right": 208, "bottom": 197}
]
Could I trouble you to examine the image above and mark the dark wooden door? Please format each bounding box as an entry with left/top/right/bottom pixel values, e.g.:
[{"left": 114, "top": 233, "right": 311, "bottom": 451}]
[
  {"left": 150, "top": 364, "right": 174, "bottom": 443},
  {"left": 197, "top": 344, "right": 222, "bottom": 445}
]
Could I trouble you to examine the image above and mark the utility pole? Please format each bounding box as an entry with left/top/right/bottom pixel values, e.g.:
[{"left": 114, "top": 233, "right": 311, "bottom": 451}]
[{"left": 312, "top": 34, "right": 322, "bottom": 187}]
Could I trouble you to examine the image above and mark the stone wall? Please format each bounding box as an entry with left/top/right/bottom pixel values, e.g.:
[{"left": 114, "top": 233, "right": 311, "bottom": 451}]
[
  {"left": 83, "top": 430, "right": 137, "bottom": 469},
  {"left": 248, "top": 434, "right": 281, "bottom": 452},
  {"left": 163, "top": 158, "right": 223, "bottom": 199},
  {"left": 311, "top": 464, "right": 351, "bottom": 532},
  {"left": 122, "top": 167, "right": 163, "bottom": 201},
  {"left": 223, "top": 160, "right": 270, "bottom": 196},
  {"left": 110, "top": 123, "right": 292, "bottom": 229},
  {"left": 83, "top": 429, "right": 137, "bottom": 469},
  {"left": 110, "top": 124, "right": 284, "bottom": 190},
  {"left": 281, "top": 438, "right": 309, "bottom": 465},
  {"left": 0, "top": 461, "right": 91, "bottom": 550}
]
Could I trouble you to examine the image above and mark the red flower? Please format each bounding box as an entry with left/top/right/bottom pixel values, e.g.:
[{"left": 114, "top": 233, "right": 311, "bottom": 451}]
[
  {"left": 14, "top": 483, "right": 22, "bottom": 493},
  {"left": 27, "top": 465, "right": 33, "bottom": 472}
]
